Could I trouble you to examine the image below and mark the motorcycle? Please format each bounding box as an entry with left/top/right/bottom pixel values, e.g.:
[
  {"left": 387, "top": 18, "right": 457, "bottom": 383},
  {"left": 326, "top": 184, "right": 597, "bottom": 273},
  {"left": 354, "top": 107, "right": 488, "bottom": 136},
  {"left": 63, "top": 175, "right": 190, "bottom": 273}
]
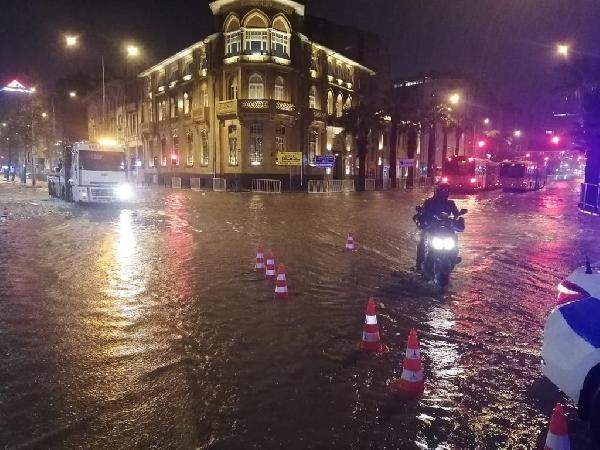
[{"left": 414, "top": 206, "right": 468, "bottom": 287}]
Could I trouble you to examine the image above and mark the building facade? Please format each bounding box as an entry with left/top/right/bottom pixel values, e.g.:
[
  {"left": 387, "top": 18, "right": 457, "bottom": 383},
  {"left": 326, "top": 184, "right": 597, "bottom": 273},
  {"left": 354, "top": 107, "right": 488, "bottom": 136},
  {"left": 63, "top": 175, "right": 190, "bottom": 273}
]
[{"left": 126, "top": 0, "right": 381, "bottom": 189}]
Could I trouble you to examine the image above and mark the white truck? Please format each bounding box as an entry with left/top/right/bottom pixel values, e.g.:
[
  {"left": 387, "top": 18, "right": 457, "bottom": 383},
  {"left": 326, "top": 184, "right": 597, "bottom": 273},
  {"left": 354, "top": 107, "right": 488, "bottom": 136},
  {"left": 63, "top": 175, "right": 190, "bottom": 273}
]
[{"left": 48, "top": 141, "right": 134, "bottom": 203}]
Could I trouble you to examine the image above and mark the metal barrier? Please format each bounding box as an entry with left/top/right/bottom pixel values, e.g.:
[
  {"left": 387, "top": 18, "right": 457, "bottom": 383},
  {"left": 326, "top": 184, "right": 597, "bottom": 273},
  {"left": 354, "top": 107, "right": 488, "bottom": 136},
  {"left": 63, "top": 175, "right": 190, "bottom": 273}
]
[
  {"left": 364, "top": 178, "right": 376, "bottom": 191},
  {"left": 252, "top": 179, "right": 282, "bottom": 194},
  {"left": 190, "top": 177, "right": 212, "bottom": 191},
  {"left": 152, "top": 174, "right": 159, "bottom": 185},
  {"left": 213, "top": 178, "right": 227, "bottom": 192},
  {"left": 580, "top": 182, "right": 599, "bottom": 214},
  {"left": 308, "top": 179, "right": 328, "bottom": 193},
  {"left": 382, "top": 178, "right": 391, "bottom": 190},
  {"left": 327, "top": 180, "right": 343, "bottom": 193},
  {"left": 342, "top": 179, "right": 355, "bottom": 192},
  {"left": 171, "top": 177, "right": 182, "bottom": 189}
]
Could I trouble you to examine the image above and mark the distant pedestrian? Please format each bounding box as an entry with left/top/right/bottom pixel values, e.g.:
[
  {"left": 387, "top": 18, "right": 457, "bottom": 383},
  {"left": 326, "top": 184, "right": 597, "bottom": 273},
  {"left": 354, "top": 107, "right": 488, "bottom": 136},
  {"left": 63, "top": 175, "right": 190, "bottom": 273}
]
[{"left": 10, "top": 165, "right": 15, "bottom": 182}]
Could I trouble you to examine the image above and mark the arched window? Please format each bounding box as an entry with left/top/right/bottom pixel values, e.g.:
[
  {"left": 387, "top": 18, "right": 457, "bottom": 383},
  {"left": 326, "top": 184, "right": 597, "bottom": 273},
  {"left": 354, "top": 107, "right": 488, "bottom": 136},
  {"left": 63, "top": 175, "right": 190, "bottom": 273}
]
[
  {"left": 200, "top": 130, "right": 209, "bottom": 166},
  {"left": 228, "top": 125, "right": 238, "bottom": 166},
  {"left": 327, "top": 90, "right": 334, "bottom": 115},
  {"left": 274, "top": 76, "right": 285, "bottom": 101},
  {"left": 344, "top": 95, "right": 352, "bottom": 111},
  {"left": 271, "top": 14, "right": 291, "bottom": 58},
  {"left": 228, "top": 76, "right": 238, "bottom": 100},
  {"left": 183, "top": 60, "right": 194, "bottom": 80},
  {"left": 160, "top": 137, "right": 167, "bottom": 166},
  {"left": 201, "top": 84, "right": 208, "bottom": 107},
  {"left": 183, "top": 92, "right": 191, "bottom": 115},
  {"left": 248, "top": 73, "right": 264, "bottom": 99},
  {"left": 249, "top": 122, "right": 264, "bottom": 166},
  {"left": 275, "top": 125, "right": 285, "bottom": 153},
  {"left": 336, "top": 94, "right": 343, "bottom": 117},
  {"left": 186, "top": 132, "right": 194, "bottom": 166},
  {"left": 308, "top": 129, "right": 319, "bottom": 163},
  {"left": 169, "top": 67, "right": 180, "bottom": 84},
  {"left": 224, "top": 14, "right": 241, "bottom": 56},
  {"left": 243, "top": 10, "right": 269, "bottom": 55},
  {"left": 309, "top": 86, "right": 318, "bottom": 110}
]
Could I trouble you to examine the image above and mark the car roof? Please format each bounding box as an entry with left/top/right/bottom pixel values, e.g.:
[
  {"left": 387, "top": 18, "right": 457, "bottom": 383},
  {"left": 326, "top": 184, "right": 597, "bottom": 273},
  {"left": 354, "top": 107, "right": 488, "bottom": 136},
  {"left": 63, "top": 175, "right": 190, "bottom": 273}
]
[
  {"left": 558, "top": 296, "right": 600, "bottom": 348},
  {"left": 567, "top": 262, "right": 600, "bottom": 298}
]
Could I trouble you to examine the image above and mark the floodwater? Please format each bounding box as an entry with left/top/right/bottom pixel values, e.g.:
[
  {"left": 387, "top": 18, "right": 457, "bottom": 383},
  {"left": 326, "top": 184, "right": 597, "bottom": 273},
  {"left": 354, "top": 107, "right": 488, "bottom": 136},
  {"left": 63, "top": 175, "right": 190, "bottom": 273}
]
[{"left": 0, "top": 180, "right": 597, "bottom": 449}]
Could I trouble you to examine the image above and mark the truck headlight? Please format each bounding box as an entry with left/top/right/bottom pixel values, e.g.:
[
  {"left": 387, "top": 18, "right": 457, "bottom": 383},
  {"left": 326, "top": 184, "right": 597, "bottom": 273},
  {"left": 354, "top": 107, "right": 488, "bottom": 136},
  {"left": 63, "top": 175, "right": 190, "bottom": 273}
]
[{"left": 115, "top": 183, "right": 134, "bottom": 201}]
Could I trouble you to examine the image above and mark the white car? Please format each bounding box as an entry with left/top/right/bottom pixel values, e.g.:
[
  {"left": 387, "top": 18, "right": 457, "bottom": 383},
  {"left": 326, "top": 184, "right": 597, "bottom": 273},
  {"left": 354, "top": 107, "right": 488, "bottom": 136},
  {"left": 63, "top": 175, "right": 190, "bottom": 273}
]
[{"left": 542, "top": 260, "right": 600, "bottom": 443}]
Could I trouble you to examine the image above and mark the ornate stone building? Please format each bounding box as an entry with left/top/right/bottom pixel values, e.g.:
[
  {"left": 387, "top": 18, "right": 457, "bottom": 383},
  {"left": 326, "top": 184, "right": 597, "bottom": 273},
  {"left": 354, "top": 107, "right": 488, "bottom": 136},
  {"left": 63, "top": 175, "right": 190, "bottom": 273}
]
[{"left": 131, "top": 0, "right": 382, "bottom": 189}]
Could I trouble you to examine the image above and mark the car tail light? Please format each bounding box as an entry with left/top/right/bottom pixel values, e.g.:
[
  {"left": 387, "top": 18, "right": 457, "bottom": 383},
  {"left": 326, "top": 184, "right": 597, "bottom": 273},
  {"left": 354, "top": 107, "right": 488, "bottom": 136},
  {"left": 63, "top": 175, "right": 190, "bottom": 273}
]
[{"left": 557, "top": 280, "right": 590, "bottom": 304}]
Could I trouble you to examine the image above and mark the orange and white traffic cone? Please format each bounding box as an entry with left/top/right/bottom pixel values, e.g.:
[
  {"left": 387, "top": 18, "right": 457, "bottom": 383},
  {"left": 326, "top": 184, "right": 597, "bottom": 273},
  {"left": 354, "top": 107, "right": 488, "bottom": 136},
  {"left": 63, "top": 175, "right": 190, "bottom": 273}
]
[
  {"left": 255, "top": 244, "right": 265, "bottom": 272},
  {"left": 274, "top": 263, "right": 288, "bottom": 298},
  {"left": 345, "top": 233, "right": 356, "bottom": 251},
  {"left": 359, "top": 298, "right": 388, "bottom": 353},
  {"left": 390, "top": 329, "right": 425, "bottom": 397},
  {"left": 265, "top": 250, "right": 276, "bottom": 280},
  {"left": 544, "top": 403, "right": 570, "bottom": 450}
]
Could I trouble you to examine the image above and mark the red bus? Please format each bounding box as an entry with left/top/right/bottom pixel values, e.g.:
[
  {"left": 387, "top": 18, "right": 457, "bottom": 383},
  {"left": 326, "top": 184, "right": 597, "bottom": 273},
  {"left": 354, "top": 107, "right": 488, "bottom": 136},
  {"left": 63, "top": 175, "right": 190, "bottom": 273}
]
[{"left": 440, "top": 157, "right": 500, "bottom": 192}]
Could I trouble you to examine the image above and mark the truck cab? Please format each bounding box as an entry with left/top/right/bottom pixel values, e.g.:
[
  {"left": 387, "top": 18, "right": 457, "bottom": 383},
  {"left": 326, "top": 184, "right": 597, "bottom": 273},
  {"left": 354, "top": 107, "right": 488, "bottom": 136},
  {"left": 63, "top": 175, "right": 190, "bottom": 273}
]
[{"left": 48, "top": 141, "right": 134, "bottom": 203}]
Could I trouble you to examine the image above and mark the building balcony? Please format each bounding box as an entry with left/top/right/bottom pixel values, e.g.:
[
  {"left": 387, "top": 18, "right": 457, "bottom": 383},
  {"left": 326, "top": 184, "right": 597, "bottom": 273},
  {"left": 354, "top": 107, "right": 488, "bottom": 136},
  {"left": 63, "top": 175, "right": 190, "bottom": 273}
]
[
  {"left": 223, "top": 53, "right": 291, "bottom": 67},
  {"left": 140, "top": 121, "right": 156, "bottom": 135},
  {"left": 308, "top": 108, "right": 327, "bottom": 123},
  {"left": 192, "top": 107, "right": 210, "bottom": 123},
  {"left": 216, "top": 99, "right": 297, "bottom": 119}
]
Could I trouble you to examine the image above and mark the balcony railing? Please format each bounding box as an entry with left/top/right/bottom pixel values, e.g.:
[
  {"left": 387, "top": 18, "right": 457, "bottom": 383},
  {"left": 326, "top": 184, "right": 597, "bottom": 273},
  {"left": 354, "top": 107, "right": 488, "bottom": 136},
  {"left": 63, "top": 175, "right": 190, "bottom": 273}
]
[
  {"left": 309, "top": 108, "right": 327, "bottom": 122},
  {"left": 140, "top": 122, "right": 156, "bottom": 135},
  {"left": 216, "top": 99, "right": 297, "bottom": 118}
]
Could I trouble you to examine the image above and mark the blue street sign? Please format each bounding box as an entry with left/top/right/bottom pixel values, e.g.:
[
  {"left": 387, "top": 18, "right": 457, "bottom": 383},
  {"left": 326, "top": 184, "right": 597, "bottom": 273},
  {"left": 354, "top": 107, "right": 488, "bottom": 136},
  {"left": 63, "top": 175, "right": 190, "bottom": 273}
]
[{"left": 314, "top": 155, "right": 336, "bottom": 168}]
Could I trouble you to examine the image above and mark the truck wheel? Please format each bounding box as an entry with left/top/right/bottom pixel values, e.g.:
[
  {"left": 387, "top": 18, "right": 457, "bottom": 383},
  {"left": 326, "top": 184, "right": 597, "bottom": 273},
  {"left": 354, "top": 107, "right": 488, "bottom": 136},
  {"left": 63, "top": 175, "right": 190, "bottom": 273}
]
[{"left": 591, "top": 385, "right": 600, "bottom": 449}]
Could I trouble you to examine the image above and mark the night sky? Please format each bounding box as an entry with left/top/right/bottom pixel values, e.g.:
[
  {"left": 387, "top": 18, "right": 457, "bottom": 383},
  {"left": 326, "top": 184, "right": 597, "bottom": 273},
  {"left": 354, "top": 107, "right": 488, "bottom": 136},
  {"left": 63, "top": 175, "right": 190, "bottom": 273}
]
[{"left": 1, "top": 0, "right": 599, "bottom": 119}]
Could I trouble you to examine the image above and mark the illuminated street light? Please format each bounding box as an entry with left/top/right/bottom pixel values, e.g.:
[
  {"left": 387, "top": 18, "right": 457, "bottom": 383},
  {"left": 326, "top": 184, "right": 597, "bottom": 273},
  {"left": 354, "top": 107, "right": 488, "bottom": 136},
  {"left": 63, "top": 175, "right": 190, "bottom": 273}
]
[
  {"left": 448, "top": 93, "right": 461, "bottom": 105},
  {"left": 551, "top": 135, "right": 561, "bottom": 145},
  {"left": 41, "top": 112, "right": 48, "bottom": 119},
  {"left": 556, "top": 43, "right": 570, "bottom": 58},
  {"left": 2, "top": 123, "right": 6, "bottom": 127},
  {"left": 126, "top": 44, "right": 140, "bottom": 58},
  {"left": 69, "top": 91, "right": 77, "bottom": 98},
  {"left": 65, "top": 35, "right": 79, "bottom": 48},
  {"left": 483, "top": 118, "right": 490, "bottom": 125},
  {"left": 477, "top": 140, "right": 486, "bottom": 148},
  {"left": 513, "top": 130, "right": 522, "bottom": 138}
]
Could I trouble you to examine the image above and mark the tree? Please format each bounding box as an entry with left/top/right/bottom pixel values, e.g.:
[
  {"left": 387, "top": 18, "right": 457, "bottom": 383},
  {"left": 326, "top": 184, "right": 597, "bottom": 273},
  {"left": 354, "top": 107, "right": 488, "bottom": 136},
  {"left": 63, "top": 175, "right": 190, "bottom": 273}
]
[{"left": 340, "top": 100, "right": 387, "bottom": 191}]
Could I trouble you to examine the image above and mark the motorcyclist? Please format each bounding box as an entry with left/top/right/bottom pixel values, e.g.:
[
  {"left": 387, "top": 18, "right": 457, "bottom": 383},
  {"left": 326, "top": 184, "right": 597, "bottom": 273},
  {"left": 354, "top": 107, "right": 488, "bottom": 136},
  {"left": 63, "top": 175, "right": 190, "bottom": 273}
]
[{"left": 415, "top": 184, "right": 461, "bottom": 271}]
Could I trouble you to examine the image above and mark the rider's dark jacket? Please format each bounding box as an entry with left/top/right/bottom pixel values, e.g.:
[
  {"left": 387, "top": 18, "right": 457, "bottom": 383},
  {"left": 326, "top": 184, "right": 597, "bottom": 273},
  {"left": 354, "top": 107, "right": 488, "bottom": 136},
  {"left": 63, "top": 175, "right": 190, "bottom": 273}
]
[{"left": 417, "top": 197, "right": 460, "bottom": 229}]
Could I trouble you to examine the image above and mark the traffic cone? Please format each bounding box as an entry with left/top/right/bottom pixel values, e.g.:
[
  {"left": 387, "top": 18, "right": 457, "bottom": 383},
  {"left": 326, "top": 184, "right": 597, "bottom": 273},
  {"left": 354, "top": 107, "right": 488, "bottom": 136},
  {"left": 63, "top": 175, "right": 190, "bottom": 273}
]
[
  {"left": 359, "top": 298, "right": 388, "bottom": 353},
  {"left": 390, "top": 329, "right": 425, "bottom": 397},
  {"left": 265, "top": 250, "right": 276, "bottom": 280},
  {"left": 544, "top": 403, "right": 570, "bottom": 450},
  {"left": 274, "top": 263, "right": 288, "bottom": 298},
  {"left": 345, "top": 233, "right": 356, "bottom": 251},
  {"left": 255, "top": 244, "right": 265, "bottom": 272}
]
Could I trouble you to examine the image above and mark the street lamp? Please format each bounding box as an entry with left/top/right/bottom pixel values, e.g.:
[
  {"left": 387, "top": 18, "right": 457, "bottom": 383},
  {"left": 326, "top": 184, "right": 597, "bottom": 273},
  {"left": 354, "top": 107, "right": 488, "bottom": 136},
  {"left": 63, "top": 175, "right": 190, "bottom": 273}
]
[
  {"left": 513, "top": 130, "right": 522, "bottom": 138},
  {"left": 65, "top": 35, "right": 79, "bottom": 48},
  {"left": 41, "top": 112, "right": 48, "bottom": 119},
  {"left": 126, "top": 44, "right": 140, "bottom": 58},
  {"left": 449, "top": 93, "right": 461, "bottom": 105},
  {"left": 483, "top": 118, "right": 490, "bottom": 125},
  {"left": 556, "top": 43, "right": 570, "bottom": 58},
  {"left": 69, "top": 91, "right": 77, "bottom": 98}
]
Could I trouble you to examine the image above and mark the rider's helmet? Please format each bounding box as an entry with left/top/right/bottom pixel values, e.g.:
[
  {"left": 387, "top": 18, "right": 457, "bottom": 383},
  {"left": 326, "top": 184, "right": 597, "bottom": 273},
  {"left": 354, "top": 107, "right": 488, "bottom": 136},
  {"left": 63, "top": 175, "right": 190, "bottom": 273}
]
[{"left": 434, "top": 184, "right": 450, "bottom": 201}]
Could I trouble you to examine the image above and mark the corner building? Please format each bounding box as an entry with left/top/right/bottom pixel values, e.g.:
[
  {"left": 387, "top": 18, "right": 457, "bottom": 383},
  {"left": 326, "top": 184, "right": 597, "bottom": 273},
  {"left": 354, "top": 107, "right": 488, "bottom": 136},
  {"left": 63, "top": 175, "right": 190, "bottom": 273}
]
[{"left": 137, "top": 0, "right": 377, "bottom": 189}]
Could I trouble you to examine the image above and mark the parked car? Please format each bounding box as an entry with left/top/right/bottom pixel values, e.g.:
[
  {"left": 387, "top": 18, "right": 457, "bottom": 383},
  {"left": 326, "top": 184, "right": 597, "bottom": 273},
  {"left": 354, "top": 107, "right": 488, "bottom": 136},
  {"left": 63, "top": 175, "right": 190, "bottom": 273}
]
[{"left": 542, "top": 260, "right": 600, "bottom": 443}]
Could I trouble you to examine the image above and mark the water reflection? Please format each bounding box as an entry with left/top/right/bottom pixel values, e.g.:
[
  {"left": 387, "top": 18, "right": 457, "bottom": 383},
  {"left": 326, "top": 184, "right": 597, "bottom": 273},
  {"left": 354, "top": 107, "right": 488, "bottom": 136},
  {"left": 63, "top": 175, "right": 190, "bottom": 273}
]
[{"left": 164, "top": 193, "right": 194, "bottom": 301}]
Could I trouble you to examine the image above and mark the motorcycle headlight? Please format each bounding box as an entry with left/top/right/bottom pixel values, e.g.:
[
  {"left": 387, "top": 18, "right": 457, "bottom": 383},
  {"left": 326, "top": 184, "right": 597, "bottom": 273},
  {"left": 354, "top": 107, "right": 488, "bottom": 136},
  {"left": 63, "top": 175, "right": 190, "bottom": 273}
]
[
  {"left": 115, "top": 183, "right": 134, "bottom": 201},
  {"left": 443, "top": 237, "right": 456, "bottom": 250},
  {"left": 431, "top": 237, "right": 445, "bottom": 250}
]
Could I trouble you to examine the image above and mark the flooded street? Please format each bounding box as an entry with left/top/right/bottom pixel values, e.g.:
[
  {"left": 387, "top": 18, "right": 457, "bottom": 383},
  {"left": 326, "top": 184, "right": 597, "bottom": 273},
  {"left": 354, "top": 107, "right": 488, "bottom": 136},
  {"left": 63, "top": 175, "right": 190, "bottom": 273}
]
[{"left": 0, "top": 180, "right": 598, "bottom": 449}]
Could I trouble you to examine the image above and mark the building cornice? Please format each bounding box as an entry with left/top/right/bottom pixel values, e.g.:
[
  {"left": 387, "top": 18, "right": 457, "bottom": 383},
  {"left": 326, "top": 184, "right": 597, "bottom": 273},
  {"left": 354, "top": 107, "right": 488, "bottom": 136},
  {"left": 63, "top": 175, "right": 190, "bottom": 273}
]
[
  {"left": 138, "top": 34, "right": 219, "bottom": 78},
  {"left": 209, "top": 0, "right": 305, "bottom": 16},
  {"left": 298, "top": 34, "right": 376, "bottom": 76}
]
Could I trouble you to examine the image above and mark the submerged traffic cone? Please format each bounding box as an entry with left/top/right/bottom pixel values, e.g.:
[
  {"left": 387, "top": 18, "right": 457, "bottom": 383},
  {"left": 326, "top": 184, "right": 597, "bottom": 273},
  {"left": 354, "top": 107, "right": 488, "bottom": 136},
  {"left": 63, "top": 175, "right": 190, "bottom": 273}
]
[
  {"left": 390, "top": 329, "right": 425, "bottom": 397},
  {"left": 274, "top": 263, "right": 288, "bottom": 298},
  {"left": 345, "top": 233, "right": 356, "bottom": 251},
  {"left": 544, "top": 403, "right": 570, "bottom": 450},
  {"left": 265, "top": 250, "right": 276, "bottom": 280},
  {"left": 255, "top": 244, "right": 265, "bottom": 272},
  {"left": 359, "top": 298, "right": 388, "bottom": 353}
]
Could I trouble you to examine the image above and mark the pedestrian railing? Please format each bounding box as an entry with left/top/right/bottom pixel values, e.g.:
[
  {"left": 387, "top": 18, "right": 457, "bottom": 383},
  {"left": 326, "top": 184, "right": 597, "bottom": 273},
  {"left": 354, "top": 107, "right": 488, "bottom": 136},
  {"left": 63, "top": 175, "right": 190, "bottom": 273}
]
[
  {"left": 171, "top": 177, "right": 182, "bottom": 189},
  {"left": 327, "top": 180, "right": 343, "bottom": 193},
  {"left": 308, "top": 180, "right": 328, "bottom": 193},
  {"left": 342, "top": 179, "right": 355, "bottom": 192},
  {"left": 580, "top": 182, "right": 599, "bottom": 214},
  {"left": 364, "top": 178, "right": 376, "bottom": 191},
  {"left": 213, "top": 178, "right": 227, "bottom": 192},
  {"left": 252, "top": 179, "right": 282, "bottom": 194},
  {"left": 191, "top": 177, "right": 212, "bottom": 191}
]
